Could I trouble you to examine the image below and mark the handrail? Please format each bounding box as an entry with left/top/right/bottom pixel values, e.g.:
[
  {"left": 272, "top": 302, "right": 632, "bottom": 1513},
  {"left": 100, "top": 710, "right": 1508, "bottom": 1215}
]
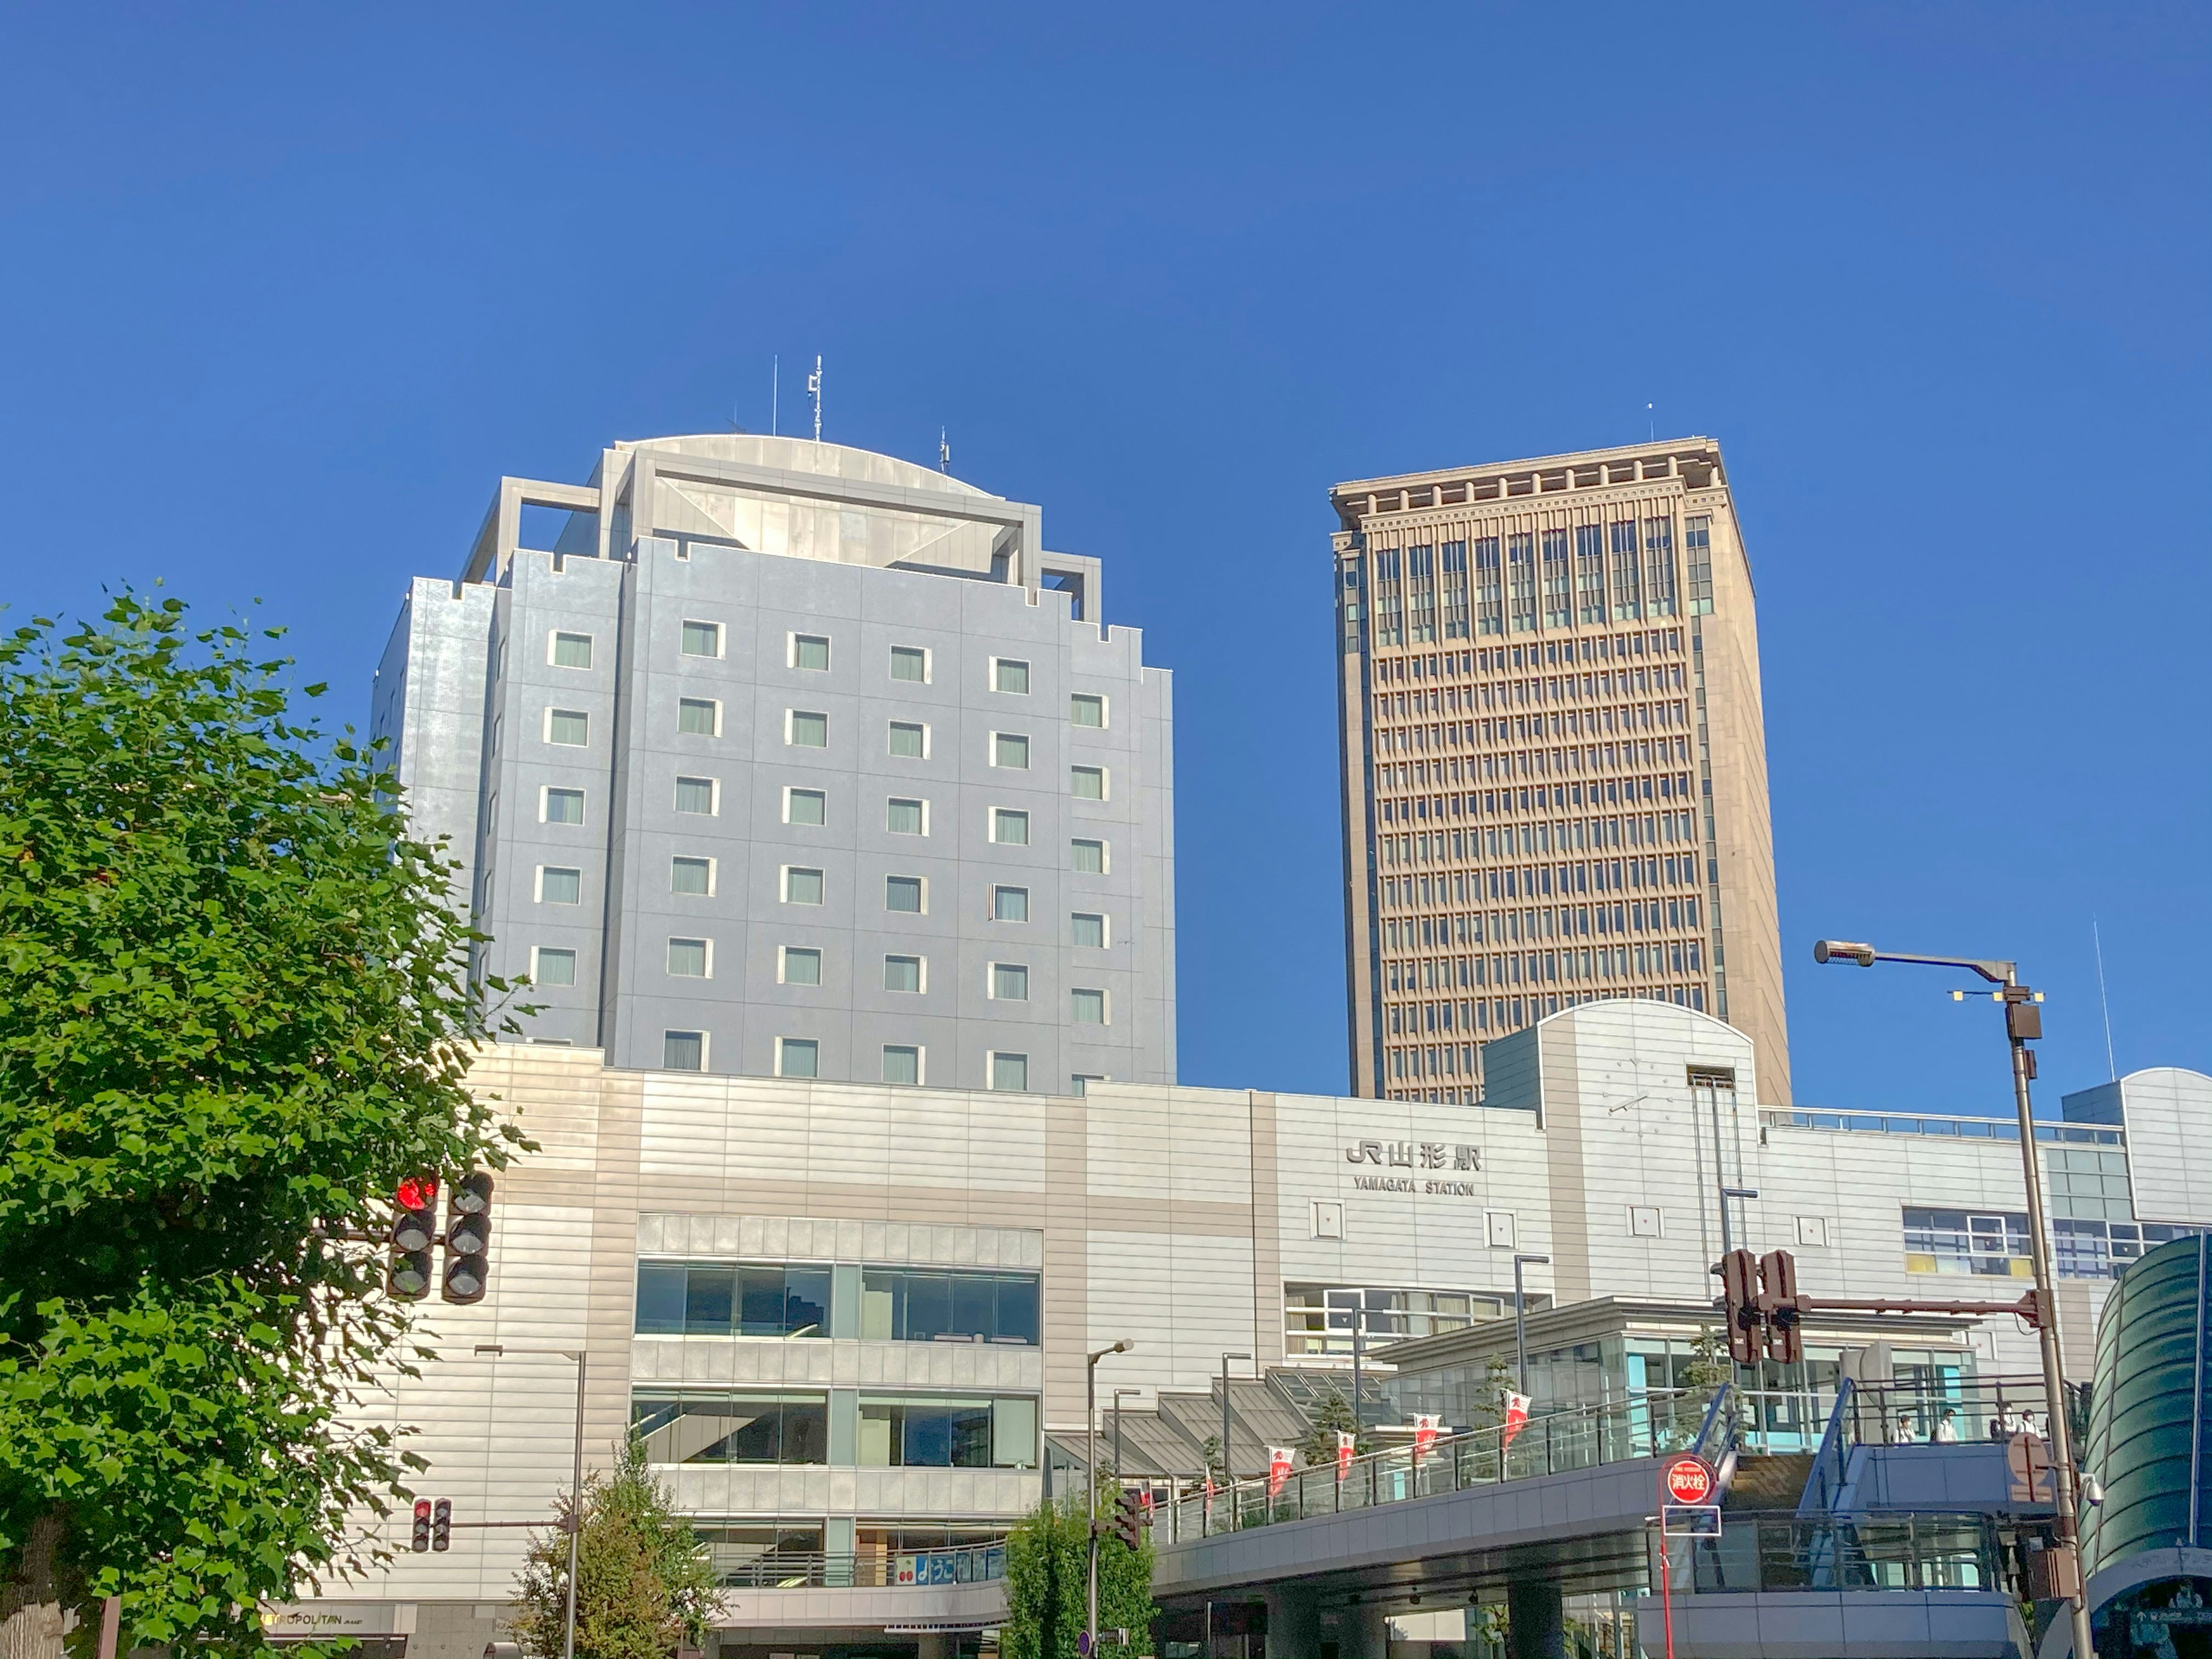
[
  {"left": 1800, "top": 1377, "right": 1857, "bottom": 1516},
  {"left": 1161, "top": 1386, "right": 1719, "bottom": 1546},
  {"left": 1663, "top": 1508, "right": 2006, "bottom": 1596},
  {"left": 705, "top": 1543, "right": 1008, "bottom": 1589}
]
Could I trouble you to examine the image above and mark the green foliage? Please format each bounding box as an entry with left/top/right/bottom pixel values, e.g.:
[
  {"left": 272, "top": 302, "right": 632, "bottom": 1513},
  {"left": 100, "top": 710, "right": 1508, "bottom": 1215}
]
[
  {"left": 510, "top": 1438, "right": 719, "bottom": 1659},
  {"left": 1293, "top": 1387, "right": 1369, "bottom": 1467},
  {"left": 1198, "top": 1434, "right": 1224, "bottom": 1479},
  {"left": 1000, "top": 1495, "right": 1156, "bottom": 1659},
  {"left": 1463, "top": 1353, "right": 1521, "bottom": 1437},
  {"left": 0, "top": 596, "right": 528, "bottom": 1653}
]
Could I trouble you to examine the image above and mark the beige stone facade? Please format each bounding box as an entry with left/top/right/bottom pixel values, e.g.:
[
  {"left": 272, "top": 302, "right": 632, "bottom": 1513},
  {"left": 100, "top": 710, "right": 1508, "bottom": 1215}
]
[{"left": 1330, "top": 437, "right": 1787, "bottom": 1105}]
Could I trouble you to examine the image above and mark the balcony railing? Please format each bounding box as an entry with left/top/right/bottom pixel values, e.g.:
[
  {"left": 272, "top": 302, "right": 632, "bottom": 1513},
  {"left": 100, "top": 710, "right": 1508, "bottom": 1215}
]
[
  {"left": 1161, "top": 1387, "right": 1726, "bottom": 1544},
  {"left": 1658, "top": 1509, "right": 2007, "bottom": 1594},
  {"left": 707, "top": 1543, "right": 1007, "bottom": 1589},
  {"left": 1759, "top": 1107, "right": 2121, "bottom": 1146}
]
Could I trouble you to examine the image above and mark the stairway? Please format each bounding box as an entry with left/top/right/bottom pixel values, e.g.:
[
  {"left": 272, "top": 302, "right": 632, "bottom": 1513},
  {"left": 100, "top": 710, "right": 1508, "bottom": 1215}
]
[{"left": 1724, "top": 1451, "right": 1816, "bottom": 1510}]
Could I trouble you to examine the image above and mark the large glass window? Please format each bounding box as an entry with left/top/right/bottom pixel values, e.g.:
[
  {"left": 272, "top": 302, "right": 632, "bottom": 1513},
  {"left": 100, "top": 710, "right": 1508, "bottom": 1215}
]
[
  {"left": 1902, "top": 1207, "right": 2033, "bottom": 1277},
  {"left": 1644, "top": 517, "right": 1677, "bottom": 616},
  {"left": 860, "top": 1268, "right": 1040, "bottom": 1345},
  {"left": 632, "top": 1392, "right": 828, "bottom": 1465},
  {"left": 1283, "top": 1282, "right": 1505, "bottom": 1357},
  {"left": 635, "top": 1262, "right": 834, "bottom": 1338},
  {"left": 1685, "top": 514, "right": 1714, "bottom": 615},
  {"left": 1609, "top": 520, "right": 1643, "bottom": 620},
  {"left": 1473, "top": 536, "right": 1502, "bottom": 635},
  {"left": 1506, "top": 532, "right": 1536, "bottom": 632},
  {"left": 1575, "top": 524, "right": 1608, "bottom": 624},
  {"left": 1541, "top": 528, "right": 1571, "bottom": 628},
  {"left": 858, "top": 1396, "right": 1037, "bottom": 1468}
]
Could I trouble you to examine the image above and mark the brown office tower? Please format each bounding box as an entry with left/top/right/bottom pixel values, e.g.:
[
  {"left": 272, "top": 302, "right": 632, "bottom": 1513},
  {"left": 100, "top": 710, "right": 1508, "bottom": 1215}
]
[{"left": 1330, "top": 438, "right": 1786, "bottom": 1105}]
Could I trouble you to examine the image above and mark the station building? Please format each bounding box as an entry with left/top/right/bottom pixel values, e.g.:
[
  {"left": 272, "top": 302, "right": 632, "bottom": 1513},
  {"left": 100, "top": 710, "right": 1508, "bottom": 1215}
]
[{"left": 281, "top": 1020, "right": 2211, "bottom": 1658}]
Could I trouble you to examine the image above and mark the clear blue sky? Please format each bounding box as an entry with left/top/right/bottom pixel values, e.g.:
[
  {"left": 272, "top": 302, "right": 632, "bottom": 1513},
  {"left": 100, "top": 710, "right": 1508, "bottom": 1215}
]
[{"left": 3, "top": 5, "right": 2205, "bottom": 1117}]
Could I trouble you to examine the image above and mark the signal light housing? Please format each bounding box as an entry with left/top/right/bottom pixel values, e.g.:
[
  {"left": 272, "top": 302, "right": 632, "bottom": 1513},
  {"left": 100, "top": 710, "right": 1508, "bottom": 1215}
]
[
  {"left": 431, "top": 1498, "right": 452, "bottom": 1552},
  {"left": 1112, "top": 1486, "right": 1145, "bottom": 1550},
  {"left": 1719, "top": 1248, "right": 1762, "bottom": 1367},
  {"left": 441, "top": 1172, "right": 495, "bottom": 1305},
  {"left": 389, "top": 1178, "right": 440, "bottom": 1300},
  {"left": 1759, "top": 1249, "right": 1804, "bottom": 1366},
  {"left": 411, "top": 1498, "right": 432, "bottom": 1552}
]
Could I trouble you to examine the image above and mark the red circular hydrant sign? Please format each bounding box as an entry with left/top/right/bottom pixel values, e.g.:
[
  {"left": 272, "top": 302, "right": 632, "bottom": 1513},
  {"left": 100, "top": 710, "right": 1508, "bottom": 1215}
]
[{"left": 1662, "top": 1455, "right": 1716, "bottom": 1505}]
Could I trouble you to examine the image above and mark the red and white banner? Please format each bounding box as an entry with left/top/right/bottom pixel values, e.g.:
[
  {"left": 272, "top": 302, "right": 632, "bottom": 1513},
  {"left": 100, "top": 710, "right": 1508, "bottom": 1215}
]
[
  {"left": 1202, "top": 1472, "right": 1215, "bottom": 1517},
  {"left": 1267, "top": 1446, "right": 1294, "bottom": 1497},
  {"left": 1412, "top": 1414, "right": 1441, "bottom": 1461},
  {"left": 1336, "top": 1429, "right": 1356, "bottom": 1480},
  {"left": 1501, "top": 1392, "right": 1531, "bottom": 1451}
]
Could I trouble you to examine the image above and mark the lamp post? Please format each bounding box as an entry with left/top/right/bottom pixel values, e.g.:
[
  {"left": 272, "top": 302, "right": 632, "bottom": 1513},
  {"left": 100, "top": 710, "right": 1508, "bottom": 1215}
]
[
  {"left": 1113, "top": 1387, "right": 1139, "bottom": 1488},
  {"left": 1812, "top": 938, "right": 2092, "bottom": 1659},
  {"left": 1218, "top": 1351, "right": 1252, "bottom": 1487},
  {"left": 1512, "top": 1255, "right": 1550, "bottom": 1395},
  {"left": 1086, "top": 1339, "right": 1134, "bottom": 1654},
  {"left": 476, "top": 1346, "right": 588, "bottom": 1659}
]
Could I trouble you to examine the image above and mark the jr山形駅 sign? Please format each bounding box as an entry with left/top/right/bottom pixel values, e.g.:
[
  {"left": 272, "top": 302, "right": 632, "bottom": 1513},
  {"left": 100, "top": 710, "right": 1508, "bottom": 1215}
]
[{"left": 1344, "top": 1138, "right": 1483, "bottom": 1196}]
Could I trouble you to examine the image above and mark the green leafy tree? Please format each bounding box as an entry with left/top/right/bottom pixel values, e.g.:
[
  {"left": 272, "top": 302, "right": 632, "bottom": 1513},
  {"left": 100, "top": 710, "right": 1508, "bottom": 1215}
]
[
  {"left": 1001, "top": 1495, "right": 1156, "bottom": 1659},
  {"left": 1464, "top": 1353, "right": 1521, "bottom": 1438},
  {"left": 1293, "top": 1387, "right": 1370, "bottom": 1467},
  {"left": 511, "top": 1438, "right": 719, "bottom": 1659},
  {"left": 0, "top": 596, "right": 528, "bottom": 1654}
]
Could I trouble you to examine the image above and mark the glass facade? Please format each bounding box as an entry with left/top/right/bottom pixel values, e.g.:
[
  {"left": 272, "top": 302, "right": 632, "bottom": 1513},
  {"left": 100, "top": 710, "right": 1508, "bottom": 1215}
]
[
  {"left": 1283, "top": 1282, "right": 1505, "bottom": 1356},
  {"left": 2078, "top": 1233, "right": 2211, "bottom": 1575},
  {"left": 635, "top": 1261, "right": 1041, "bottom": 1344},
  {"left": 635, "top": 1262, "right": 832, "bottom": 1336}
]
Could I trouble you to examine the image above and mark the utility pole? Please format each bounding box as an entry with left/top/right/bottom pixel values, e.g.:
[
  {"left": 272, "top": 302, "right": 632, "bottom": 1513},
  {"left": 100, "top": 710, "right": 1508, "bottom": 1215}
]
[
  {"left": 806, "top": 355, "right": 822, "bottom": 442},
  {"left": 1219, "top": 1350, "right": 1251, "bottom": 1487},
  {"left": 1513, "top": 1254, "right": 1550, "bottom": 1395},
  {"left": 1085, "top": 1339, "right": 1132, "bottom": 1655},
  {"left": 475, "top": 1346, "right": 587, "bottom": 1659},
  {"left": 1814, "top": 940, "right": 2092, "bottom": 1659}
]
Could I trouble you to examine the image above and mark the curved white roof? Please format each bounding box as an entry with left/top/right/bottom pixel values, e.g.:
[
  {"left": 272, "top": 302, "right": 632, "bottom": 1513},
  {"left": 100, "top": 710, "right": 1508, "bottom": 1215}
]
[{"left": 615, "top": 434, "right": 996, "bottom": 499}]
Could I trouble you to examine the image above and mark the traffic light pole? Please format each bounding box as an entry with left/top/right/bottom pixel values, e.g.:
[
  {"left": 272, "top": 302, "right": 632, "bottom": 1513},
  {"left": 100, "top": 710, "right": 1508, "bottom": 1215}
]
[{"left": 1812, "top": 941, "right": 2093, "bottom": 1659}]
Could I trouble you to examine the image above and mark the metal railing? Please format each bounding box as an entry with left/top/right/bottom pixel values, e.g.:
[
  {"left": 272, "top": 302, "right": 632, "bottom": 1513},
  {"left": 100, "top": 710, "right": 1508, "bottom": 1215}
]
[
  {"left": 707, "top": 1543, "right": 1007, "bottom": 1589},
  {"left": 1162, "top": 1387, "right": 1725, "bottom": 1544},
  {"left": 1759, "top": 1107, "right": 2122, "bottom": 1147},
  {"left": 1728, "top": 1373, "right": 2055, "bottom": 1461},
  {"left": 1658, "top": 1510, "right": 2006, "bottom": 1594}
]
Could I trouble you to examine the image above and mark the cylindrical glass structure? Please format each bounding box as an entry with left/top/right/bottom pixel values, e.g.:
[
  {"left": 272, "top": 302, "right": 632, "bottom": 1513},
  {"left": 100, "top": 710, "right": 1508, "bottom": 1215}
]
[{"left": 2078, "top": 1233, "right": 2210, "bottom": 1575}]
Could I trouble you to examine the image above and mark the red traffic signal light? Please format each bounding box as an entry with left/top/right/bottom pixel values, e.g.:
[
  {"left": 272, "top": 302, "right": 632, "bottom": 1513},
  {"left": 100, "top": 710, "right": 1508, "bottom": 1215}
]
[
  {"left": 431, "top": 1498, "right": 452, "bottom": 1552},
  {"left": 441, "top": 1173, "right": 495, "bottom": 1305},
  {"left": 1112, "top": 1486, "right": 1144, "bottom": 1550},
  {"left": 411, "top": 1499, "right": 432, "bottom": 1552},
  {"left": 389, "top": 1179, "right": 440, "bottom": 1300},
  {"left": 1719, "top": 1249, "right": 1762, "bottom": 1366}
]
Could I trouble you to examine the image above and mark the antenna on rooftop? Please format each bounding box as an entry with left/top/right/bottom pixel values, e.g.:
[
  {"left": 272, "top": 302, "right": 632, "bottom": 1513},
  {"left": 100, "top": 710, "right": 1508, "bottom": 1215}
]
[
  {"left": 2093, "top": 916, "right": 2118, "bottom": 1080},
  {"left": 1647, "top": 402, "right": 1655, "bottom": 441},
  {"left": 806, "top": 355, "right": 823, "bottom": 443},
  {"left": 939, "top": 428, "right": 950, "bottom": 474},
  {"left": 771, "top": 355, "right": 779, "bottom": 437}
]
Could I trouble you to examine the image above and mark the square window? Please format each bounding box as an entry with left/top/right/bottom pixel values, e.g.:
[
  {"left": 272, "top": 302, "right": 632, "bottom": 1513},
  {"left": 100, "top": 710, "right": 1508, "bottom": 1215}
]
[
  {"left": 1069, "top": 693, "right": 1104, "bottom": 728},
  {"left": 1070, "top": 766, "right": 1105, "bottom": 800},
  {"left": 532, "top": 946, "right": 577, "bottom": 987},
  {"left": 1073, "top": 1074, "right": 1106, "bottom": 1099},
  {"left": 777, "top": 1037, "right": 819, "bottom": 1079},
  {"left": 888, "top": 721, "right": 927, "bottom": 759},
  {"left": 551, "top": 631, "right": 593, "bottom": 669},
  {"left": 663, "top": 1031, "right": 705, "bottom": 1071},
  {"left": 884, "top": 955, "right": 923, "bottom": 993},
  {"left": 537, "top": 866, "right": 582, "bottom": 904},
  {"left": 993, "top": 885, "right": 1030, "bottom": 923},
  {"left": 785, "top": 787, "right": 827, "bottom": 826},
  {"left": 788, "top": 710, "right": 828, "bottom": 748},
  {"left": 667, "top": 937, "right": 710, "bottom": 978},
  {"left": 993, "top": 732, "right": 1031, "bottom": 769},
  {"left": 1071, "top": 838, "right": 1106, "bottom": 874},
  {"left": 670, "top": 856, "right": 713, "bottom": 896},
  {"left": 1071, "top": 988, "right": 1106, "bottom": 1024},
  {"left": 791, "top": 633, "right": 830, "bottom": 671},
  {"left": 991, "top": 962, "right": 1029, "bottom": 1001},
  {"left": 673, "top": 776, "right": 717, "bottom": 815},
  {"left": 993, "top": 658, "right": 1031, "bottom": 695},
  {"left": 991, "top": 1052, "right": 1029, "bottom": 1092},
  {"left": 781, "top": 946, "right": 823, "bottom": 986},
  {"left": 890, "top": 645, "right": 929, "bottom": 683},
  {"left": 1070, "top": 912, "right": 1105, "bottom": 948},
  {"left": 992, "top": 808, "right": 1031, "bottom": 846},
  {"left": 783, "top": 866, "right": 824, "bottom": 905},
  {"left": 885, "top": 875, "right": 924, "bottom": 913},
  {"left": 887, "top": 797, "right": 926, "bottom": 835},
  {"left": 547, "top": 708, "right": 590, "bottom": 746},
  {"left": 883, "top": 1044, "right": 922, "bottom": 1084},
  {"left": 680, "top": 619, "right": 722, "bottom": 657},
  {"left": 678, "top": 697, "right": 720, "bottom": 736},
  {"left": 543, "top": 787, "right": 585, "bottom": 825}
]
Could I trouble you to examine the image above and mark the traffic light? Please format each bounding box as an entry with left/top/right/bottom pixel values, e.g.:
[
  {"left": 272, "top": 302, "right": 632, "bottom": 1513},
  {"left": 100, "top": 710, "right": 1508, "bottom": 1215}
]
[
  {"left": 431, "top": 1498, "right": 452, "bottom": 1552},
  {"left": 441, "top": 1173, "right": 495, "bottom": 1305},
  {"left": 1112, "top": 1486, "right": 1144, "bottom": 1550},
  {"left": 1719, "top": 1248, "right": 1762, "bottom": 1366},
  {"left": 1759, "top": 1249, "right": 1803, "bottom": 1366},
  {"left": 411, "top": 1499, "right": 432, "bottom": 1552},
  {"left": 389, "top": 1177, "right": 440, "bottom": 1300}
]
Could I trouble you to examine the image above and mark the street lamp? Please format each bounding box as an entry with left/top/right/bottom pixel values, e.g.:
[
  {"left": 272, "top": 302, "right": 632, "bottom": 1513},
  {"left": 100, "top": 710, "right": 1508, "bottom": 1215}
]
[
  {"left": 1512, "top": 1255, "right": 1550, "bottom": 1395},
  {"left": 1112, "top": 1388, "right": 1140, "bottom": 1488},
  {"left": 1086, "top": 1339, "right": 1134, "bottom": 1655},
  {"left": 1218, "top": 1351, "right": 1252, "bottom": 1485},
  {"left": 476, "top": 1346, "right": 588, "bottom": 1659},
  {"left": 1812, "top": 938, "right": 2090, "bottom": 1659}
]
